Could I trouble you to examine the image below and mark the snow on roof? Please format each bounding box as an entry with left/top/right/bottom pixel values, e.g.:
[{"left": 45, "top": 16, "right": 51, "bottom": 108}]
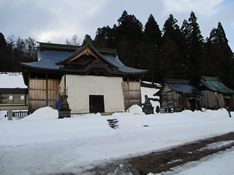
[{"left": 0, "top": 73, "right": 27, "bottom": 88}]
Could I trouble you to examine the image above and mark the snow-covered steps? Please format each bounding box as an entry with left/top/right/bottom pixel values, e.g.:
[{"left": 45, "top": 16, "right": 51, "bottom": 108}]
[{"left": 107, "top": 119, "right": 119, "bottom": 129}]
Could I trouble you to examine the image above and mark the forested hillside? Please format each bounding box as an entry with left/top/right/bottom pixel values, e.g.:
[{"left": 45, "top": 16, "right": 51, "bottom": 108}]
[
  {"left": 94, "top": 11, "right": 234, "bottom": 88},
  {"left": 0, "top": 10, "right": 233, "bottom": 88}
]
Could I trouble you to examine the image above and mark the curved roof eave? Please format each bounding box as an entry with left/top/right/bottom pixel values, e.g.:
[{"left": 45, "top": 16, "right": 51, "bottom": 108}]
[{"left": 21, "top": 63, "right": 59, "bottom": 72}]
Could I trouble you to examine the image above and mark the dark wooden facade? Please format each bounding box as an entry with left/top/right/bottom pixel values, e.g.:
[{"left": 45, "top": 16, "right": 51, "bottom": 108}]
[
  {"left": 198, "top": 76, "right": 234, "bottom": 110},
  {"left": 155, "top": 79, "right": 202, "bottom": 112}
]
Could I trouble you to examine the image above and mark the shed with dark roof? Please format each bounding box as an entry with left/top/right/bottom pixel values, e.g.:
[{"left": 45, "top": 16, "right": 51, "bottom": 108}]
[
  {"left": 154, "top": 79, "right": 202, "bottom": 112},
  {"left": 198, "top": 76, "right": 234, "bottom": 110},
  {"left": 21, "top": 41, "right": 147, "bottom": 114}
]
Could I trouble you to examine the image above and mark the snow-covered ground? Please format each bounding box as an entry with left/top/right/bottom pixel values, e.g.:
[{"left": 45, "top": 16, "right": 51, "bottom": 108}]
[
  {"left": 162, "top": 146, "right": 234, "bottom": 175},
  {"left": 1, "top": 106, "right": 234, "bottom": 174},
  {"left": 1, "top": 83, "right": 234, "bottom": 174}
]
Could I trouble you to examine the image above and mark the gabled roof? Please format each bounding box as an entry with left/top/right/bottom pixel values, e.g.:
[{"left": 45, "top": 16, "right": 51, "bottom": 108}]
[
  {"left": 21, "top": 42, "right": 147, "bottom": 75},
  {"left": 155, "top": 79, "right": 202, "bottom": 96},
  {"left": 200, "top": 76, "right": 234, "bottom": 94},
  {"left": 55, "top": 42, "right": 117, "bottom": 68}
]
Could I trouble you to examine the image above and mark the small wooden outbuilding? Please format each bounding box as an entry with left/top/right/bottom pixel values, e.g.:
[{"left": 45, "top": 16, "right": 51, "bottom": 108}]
[
  {"left": 154, "top": 79, "right": 202, "bottom": 112},
  {"left": 198, "top": 76, "right": 234, "bottom": 110}
]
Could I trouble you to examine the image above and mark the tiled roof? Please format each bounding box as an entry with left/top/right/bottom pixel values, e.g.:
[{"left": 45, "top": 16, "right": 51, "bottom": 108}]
[
  {"left": 155, "top": 79, "right": 202, "bottom": 96},
  {"left": 200, "top": 76, "right": 234, "bottom": 94},
  {"left": 21, "top": 42, "right": 147, "bottom": 75}
]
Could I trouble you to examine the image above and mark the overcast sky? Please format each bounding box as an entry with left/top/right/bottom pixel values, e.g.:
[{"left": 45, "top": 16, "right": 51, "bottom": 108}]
[{"left": 1, "top": 0, "right": 233, "bottom": 51}]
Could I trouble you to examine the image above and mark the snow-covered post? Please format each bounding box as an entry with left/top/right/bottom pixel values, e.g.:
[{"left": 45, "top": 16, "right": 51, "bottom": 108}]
[{"left": 8, "top": 109, "right": 13, "bottom": 120}]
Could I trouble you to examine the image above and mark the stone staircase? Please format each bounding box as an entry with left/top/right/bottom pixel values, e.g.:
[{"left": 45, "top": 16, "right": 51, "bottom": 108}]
[{"left": 107, "top": 119, "right": 119, "bottom": 129}]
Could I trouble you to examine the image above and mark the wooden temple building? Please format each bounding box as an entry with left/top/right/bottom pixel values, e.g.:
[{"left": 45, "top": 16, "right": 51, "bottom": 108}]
[
  {"left": 21, "top": 41, "right": 147, "bottom": 114},
  {"left": 154, "top": 79, "right": 202, "bottom": 112},
  {"left": 198, "top": 76, "right": 234, "bottom": 110}
]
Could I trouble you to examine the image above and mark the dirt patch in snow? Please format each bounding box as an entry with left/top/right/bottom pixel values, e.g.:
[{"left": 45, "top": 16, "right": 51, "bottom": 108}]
[{"left": 85, "top": 132, "right": 234, "bottom": 175}]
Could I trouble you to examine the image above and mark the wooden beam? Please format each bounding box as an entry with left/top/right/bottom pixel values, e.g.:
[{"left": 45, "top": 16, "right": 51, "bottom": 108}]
[{"left": 46, "top": 74, "right": 48, "bottom": 106}]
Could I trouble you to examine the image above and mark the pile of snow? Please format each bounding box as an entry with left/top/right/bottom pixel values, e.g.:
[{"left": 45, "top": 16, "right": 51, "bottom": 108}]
[
  {"left": 128, "top": 104, "right": 144, "bottom": 114},
  {"left": 22, "top": 107, "right": 58, "bottom": 120},
  {"left": 195, "top": 108, "right": 230, "bottom": 119}
]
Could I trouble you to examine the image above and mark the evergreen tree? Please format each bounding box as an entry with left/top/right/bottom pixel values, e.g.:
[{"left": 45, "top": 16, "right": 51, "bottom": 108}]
[
  {"left": 184, "top": 11, "right": 204, "bottom": 85},
  {"left": 206, "top": 22, "right": 233, "bottom": 87},
  {"left": 162, "top": 14, "right": 180, "bottom": 41},
  {"left": 161, "top": 14, "right": 190, "bottom": 80},
  {"left": 116, "top": 10, "right": 143, "bottom": 68},
  {"left": 141, "top": 14, "right": 162, "bottom": 82},
  {"left": 94, "top": 25, "right": 117, "bottom": 48},
  {"left": 82, "top": 34, "right": 93, "bottom": 46}
]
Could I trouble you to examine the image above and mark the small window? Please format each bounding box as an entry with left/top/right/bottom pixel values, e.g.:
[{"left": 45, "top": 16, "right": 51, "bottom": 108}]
[{"left": 0, "top": 94, "right": 25, "bottom": 104}]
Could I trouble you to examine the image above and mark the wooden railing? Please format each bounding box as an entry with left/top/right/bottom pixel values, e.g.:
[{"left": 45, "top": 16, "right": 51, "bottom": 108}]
[{"left": 13, "top": 111, "right": 28, "bottom": 119}]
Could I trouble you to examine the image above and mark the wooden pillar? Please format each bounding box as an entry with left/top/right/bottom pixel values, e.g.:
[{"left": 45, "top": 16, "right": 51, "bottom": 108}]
[
  {"left": 64, "top": 74, "right": 66, "bottom": 96},
  {"left": 139, "top": 78, "right": 142, "bottom": 104},
  {"left": 46, "top": 74, "right": 48, "bottom": 106},
  {"left": 127, "top": 78, "right": 130, "bottom": 111},
  {"left": 28, "top": 72, "right": 30, "bottom": 114}
]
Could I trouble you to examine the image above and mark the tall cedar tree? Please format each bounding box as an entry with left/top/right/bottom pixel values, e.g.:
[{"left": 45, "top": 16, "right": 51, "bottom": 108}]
[
  {"left": 185, "top": 11, "right": 204, "bottom": 86},
  {"left": 206, "top": 22, "right": 233, "bottom": 88},
  {"left": 116, "top": 10, "right": 143, "bottom": 68},
  {"left": 141, "top": 14, "right": 162, "bottom": 83},
  {"left": 161, "top": 14, "right": 189, "bottom": 80},
  {"left": 94, "top": 25, "right": 117, "bottom": 48}
]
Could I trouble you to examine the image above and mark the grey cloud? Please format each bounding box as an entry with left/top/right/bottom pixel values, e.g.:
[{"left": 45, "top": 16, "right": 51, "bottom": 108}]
[{"left": 0, "top": 0, "right": 233, "bottom": 50}]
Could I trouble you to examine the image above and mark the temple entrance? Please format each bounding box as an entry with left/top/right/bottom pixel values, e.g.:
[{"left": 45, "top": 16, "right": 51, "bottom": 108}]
[{"left": 89, "top": 95, "right": 105, "bottom": 113}]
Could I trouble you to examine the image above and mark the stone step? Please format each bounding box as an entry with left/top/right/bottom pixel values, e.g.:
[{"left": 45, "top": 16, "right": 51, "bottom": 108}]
[{"left": 107, "top": 119, "right": 119, "bottom": 129}]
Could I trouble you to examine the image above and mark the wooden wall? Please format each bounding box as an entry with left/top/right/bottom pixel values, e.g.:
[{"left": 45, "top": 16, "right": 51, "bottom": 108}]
[
  {"left": 29, "top": 78, "right": 60, "bottom": 113},
  {"left": 122, "top": 81, "right": 141, "bottom": 111},
  {"left": 160, "top": 84, "right": 180, "bottom": 111},
  {"left": 200, "top": 90, "right": 225, "bottom": 109},
  {"left": 159, "top": 84, "right": 201, "bottom": 112}
]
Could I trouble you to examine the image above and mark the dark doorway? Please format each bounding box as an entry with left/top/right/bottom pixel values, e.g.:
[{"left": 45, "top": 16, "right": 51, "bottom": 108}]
[
  {"left": 189, "top": 99, "right": 196, "bottom": 111},
  {"left": 89, "top": 95, "right": 105, "bottom": 113},
  {"left": 224, "top": 96, "right": 230, "bottom": 107}
]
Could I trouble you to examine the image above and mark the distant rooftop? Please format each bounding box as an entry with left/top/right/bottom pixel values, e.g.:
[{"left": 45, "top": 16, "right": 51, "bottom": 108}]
[
  {"left": 200, "top": 76, "right": 234, "bottom": 94},
  {"left": 0, "top": 73, "right": 27, "bottom": 88}
]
